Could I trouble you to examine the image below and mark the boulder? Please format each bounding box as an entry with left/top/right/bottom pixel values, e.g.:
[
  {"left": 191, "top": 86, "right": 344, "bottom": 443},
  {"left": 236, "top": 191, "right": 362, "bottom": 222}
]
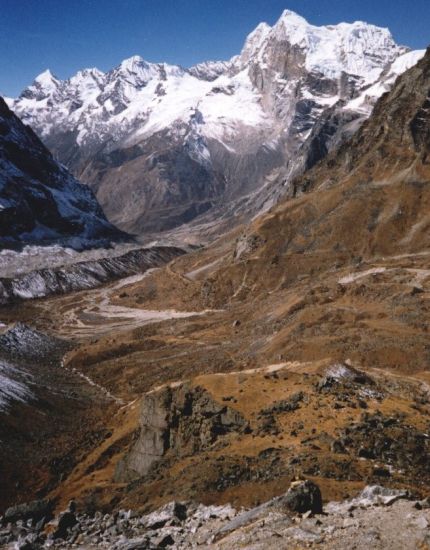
[
  {"left": 284, "top": 480, "right": 323, "bottom": 514},
  {"left": 141, "top": 501, "right": 187, "bottom": 529},
  {"left": 415, "top": 496, "right": 430, "bottom": 510},
  {"left": 53, "top": 511, "right": 78, "bottom": 540}
]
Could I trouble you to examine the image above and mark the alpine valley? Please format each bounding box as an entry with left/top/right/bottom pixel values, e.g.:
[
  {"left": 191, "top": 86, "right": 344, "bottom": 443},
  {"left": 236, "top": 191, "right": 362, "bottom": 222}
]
[{"left": 0, "top": 7, "right": 430, "bottom": 550}]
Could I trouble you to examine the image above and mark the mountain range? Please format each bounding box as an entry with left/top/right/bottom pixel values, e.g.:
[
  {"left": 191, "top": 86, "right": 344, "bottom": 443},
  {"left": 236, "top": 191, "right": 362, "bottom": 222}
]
[{"left": 6, "top": 10, "right": 426, "bottom": 236}]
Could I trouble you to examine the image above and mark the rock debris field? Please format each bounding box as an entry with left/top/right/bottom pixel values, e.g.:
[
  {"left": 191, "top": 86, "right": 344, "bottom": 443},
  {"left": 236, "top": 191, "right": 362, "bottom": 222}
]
[{"left": 2, "top": 483, "right": 430, "bottom": 549}]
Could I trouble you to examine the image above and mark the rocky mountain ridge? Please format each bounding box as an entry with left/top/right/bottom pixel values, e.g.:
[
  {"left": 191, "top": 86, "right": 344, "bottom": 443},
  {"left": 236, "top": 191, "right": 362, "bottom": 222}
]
[
  {"left": 0, "top": 97, "right": 123, "bottom": 248},
  {"left": 0, "top": 245, "right": 184, "bottom": 305},
  {"left": 7, "top": 10, "right": 425, "bottom": 235}
]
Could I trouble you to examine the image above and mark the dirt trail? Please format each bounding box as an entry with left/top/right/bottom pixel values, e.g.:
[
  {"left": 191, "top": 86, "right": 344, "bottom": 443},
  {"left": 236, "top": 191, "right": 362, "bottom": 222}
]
[{"left": 33, "top": 268, "right": 219, "bottom": 340}]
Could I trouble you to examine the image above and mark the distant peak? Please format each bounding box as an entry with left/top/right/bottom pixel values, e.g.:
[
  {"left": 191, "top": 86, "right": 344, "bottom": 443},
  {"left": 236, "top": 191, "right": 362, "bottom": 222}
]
[
  {"left": 38, "top": 68, "right": 53, "bottom": 77},
  {"left": 73, "top": 67, "right": 105, "bottom": 81},
  {"left": 239, "top": 20, "right": 271, "bottom": 62},
  {"left": 119, "top": 55, "right": 147, "bottom": 71},
  {"left": 34, "top": 69, "right": 60, "bottom": 88},
  {"left": 124, "top": 54, "right": 144, "bottom": 63},
  {"left": 79, "top": 67, "right": 104, "bottom": 76},
  {"left": 35, "top": 68, "right": 54, "bottom": 81},
  {"left": 254, "top": 21, "right": 271, "bottom": 33},
  {"left": 278, "top": 9, "right": 309, "bottom": 26}
]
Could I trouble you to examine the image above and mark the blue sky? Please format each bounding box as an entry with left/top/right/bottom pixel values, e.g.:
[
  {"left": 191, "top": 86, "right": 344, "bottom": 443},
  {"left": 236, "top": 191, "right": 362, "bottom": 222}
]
[{"left": 1, "top": 0, "right": 429, "bottom": 96}]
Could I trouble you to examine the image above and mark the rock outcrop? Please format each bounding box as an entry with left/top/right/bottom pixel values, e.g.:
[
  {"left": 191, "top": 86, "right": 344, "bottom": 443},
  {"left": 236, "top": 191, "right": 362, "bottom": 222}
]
[
  {"left": 116, "top": 382, "right": 249, "bottom": 481},
  {"left": 284, "top": 479, "right": 323, "bottom": 514}
]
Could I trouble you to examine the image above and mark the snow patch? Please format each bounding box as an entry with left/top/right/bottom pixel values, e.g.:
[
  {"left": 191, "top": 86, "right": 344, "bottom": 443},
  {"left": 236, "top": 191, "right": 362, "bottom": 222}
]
[
  {"left": 325, "top": 363, "right": 357, "bottom": 380},
  {"left": 0, "top": 361, "right": 34, "bottom": 412}
]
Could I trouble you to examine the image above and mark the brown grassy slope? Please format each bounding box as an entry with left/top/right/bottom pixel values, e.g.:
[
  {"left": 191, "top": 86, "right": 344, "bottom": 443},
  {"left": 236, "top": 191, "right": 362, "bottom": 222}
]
[
  {"left": 51, "top": 361, "right": 430, "bottom": 513},
  {"left": 0, "top": 363, "right": 116, "bottom": 514}
]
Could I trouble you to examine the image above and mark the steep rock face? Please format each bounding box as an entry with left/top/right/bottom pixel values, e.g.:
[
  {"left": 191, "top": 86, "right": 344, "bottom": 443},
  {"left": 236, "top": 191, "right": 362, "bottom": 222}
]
[
  {"left": 8, "top": 11, "right": 424, "bottom": 235},
  {"left": 0, "top": 97, "right": 122, "bottom": 247}
]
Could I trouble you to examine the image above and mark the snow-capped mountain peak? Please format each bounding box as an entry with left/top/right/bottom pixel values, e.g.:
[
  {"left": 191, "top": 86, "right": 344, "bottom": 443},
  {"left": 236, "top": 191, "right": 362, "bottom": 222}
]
[
  {"left": 111, "top": 55, "right": 159, "bottom": 85},
  {"left": 20, "top": 69, "right": 61, "bottom": 101},
  {"left": 69, "top": 68, "right": 105, "bottom": 94},
  {"left": 119, "top": 54, "right": 146, "bottom": 71},
  {"left": 278, "top": 8, "right": 309, "bottom": 27},
  {"left": 109, "top": 56, "right": 186, "bottom": 90},
  {"left": 237, "top": 22, "right": 271, "bottom": 65},
  {"left": 34, "top": 68, "right": 59, "bottom": 87},
  {"left": 71, "top": 67, "right": 105, "bottom": 83},
  {"left": 242, "top": 9, "right": 409, "bottom": 84}
]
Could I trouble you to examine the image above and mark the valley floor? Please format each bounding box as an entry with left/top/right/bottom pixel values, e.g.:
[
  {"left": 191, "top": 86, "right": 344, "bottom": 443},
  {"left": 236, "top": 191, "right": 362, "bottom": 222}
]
[{"left": 0, "top": 240, "right": 429, "bottom": 522}]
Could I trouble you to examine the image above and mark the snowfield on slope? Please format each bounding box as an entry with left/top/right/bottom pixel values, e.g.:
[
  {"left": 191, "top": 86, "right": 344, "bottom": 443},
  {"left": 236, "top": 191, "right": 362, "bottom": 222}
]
[{"left": 0, "top": 361, "right": 34, "bottom": 412}]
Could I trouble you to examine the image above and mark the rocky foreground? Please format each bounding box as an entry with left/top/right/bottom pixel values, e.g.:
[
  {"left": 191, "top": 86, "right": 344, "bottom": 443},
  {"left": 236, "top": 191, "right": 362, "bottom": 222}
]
[{"left": 1, "top": 483, "right": 430, "bottom": 549}]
